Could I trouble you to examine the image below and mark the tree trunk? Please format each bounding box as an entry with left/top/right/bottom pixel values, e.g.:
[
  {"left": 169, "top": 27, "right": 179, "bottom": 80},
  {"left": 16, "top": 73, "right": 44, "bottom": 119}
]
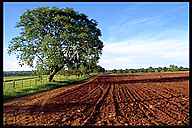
[
  {"left": 48, "top": 66, "right": 64, "bottom": 82},
  {"left": 48, "top": 74, "right": 54, "bottom": 82},
  {"left": 49, "top": 70, "right": 57, "bottom": 82}
]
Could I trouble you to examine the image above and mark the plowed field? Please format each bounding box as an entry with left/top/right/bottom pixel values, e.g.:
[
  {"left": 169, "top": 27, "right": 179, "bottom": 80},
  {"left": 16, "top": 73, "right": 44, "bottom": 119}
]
[{"left": 3, "top": 72, "right": 189, "bottom": 126}]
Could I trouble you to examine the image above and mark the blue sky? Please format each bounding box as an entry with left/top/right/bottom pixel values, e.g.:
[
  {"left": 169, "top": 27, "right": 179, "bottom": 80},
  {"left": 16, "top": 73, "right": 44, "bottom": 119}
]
[{"left": 3, "top": 2, "right": 189, "bottom": 71}]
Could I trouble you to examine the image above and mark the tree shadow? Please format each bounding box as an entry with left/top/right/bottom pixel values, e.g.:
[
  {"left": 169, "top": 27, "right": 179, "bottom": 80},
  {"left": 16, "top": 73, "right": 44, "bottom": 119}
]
[
  {"left": 55, "top": 79, "right": 88, "bottom": 85},
  {"left": 55, "top": 79, "right": 75, "bottom": 84},
  {"left": 3, "top": 77, "right": 91, "bottom": 102}
]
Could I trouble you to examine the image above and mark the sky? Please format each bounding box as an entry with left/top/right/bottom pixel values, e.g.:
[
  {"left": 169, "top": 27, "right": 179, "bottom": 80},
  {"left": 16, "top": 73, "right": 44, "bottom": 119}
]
[{"left": 3, "top": 2, "right": 189, "bottom": 71}]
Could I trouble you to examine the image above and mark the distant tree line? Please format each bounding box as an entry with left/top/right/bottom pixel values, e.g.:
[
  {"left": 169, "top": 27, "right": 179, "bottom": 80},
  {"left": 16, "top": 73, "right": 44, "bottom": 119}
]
[
  {"left": 4, "top": 65, "right": 105, "bottom": 77},
  {"left": 106, "top": 65, "right": 189, "bottom": 74},
  {"left": 4, "top": 65, "right": 188, "bottom": 77},
  {"left": 4, "top": 71, "right": 33, "bottom": 77}
]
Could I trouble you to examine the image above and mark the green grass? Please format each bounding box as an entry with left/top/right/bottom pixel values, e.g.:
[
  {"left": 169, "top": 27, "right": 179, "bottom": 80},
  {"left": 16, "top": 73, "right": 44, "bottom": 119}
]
[
  {"left": 3, "top": 74, "right": 89, "bottom": 101},
  {"left": 4, "top": 76, "right": 37, "bottom": 81}
]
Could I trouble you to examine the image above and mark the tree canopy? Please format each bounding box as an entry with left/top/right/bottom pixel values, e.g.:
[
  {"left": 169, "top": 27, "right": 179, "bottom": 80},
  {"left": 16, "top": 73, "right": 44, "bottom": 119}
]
[{"left": 8, "top": 7, "right": 104, "bottom": 81}]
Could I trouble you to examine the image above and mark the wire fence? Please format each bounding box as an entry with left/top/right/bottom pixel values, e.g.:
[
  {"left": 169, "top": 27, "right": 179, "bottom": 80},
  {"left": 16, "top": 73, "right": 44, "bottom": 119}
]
[{"left": 3, "top": 75, "right": 82, "bottom": 98}]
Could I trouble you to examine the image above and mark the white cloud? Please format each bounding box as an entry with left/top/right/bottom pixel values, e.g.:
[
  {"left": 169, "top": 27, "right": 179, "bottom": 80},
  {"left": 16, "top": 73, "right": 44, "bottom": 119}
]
[
  {"left": 99, "top": 39, "right": 189, "bottom": 70},
  {"left": 3, "top": 48, "right": 33, "bottom": 71},
  {"left": 3, "top": 58, "right": 33, "bottom": 71},
  {"left": 4, "top": 38, "right": 188, "bottom": 71}
]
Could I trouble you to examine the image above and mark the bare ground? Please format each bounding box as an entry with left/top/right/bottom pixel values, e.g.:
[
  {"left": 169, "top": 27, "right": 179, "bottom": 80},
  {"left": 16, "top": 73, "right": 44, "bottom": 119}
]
[{"left": 3, "top": 72, "right": 189, "bottom": 126}]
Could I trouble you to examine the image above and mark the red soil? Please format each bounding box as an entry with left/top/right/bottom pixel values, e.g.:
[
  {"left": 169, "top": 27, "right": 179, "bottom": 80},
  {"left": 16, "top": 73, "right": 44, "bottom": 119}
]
[{"left": 3, "top": 72, "right": 189, "bottom": 126}]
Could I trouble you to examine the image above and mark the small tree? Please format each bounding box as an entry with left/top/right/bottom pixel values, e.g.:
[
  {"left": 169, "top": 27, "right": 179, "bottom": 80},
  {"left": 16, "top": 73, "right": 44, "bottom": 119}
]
[
  {"left": 147, "top": 67, "right": 154, "bottom": 72},
  {"left": 118, "top": 69, "right": 123, "bottom": 73},
  {"left": 157, "top": 67, "right": 163, "bottom": 72},
  {"left": 179, "top": 66, "right": 184, "bottom": 71},
  {"left": 163, "top": 67, "right": 168, "bottom": 72},
  {"left": 169, "top": 64, "right": 178, "bottom": 72},
  {"left": 112, "top": 69, "right": 117, "bottom": 73}
]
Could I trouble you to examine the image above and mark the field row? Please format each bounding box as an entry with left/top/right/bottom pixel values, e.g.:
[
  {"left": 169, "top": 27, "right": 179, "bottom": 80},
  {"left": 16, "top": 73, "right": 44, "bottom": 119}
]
[{"left": 4, "top": 72, "right": 189, "bottom": 126}]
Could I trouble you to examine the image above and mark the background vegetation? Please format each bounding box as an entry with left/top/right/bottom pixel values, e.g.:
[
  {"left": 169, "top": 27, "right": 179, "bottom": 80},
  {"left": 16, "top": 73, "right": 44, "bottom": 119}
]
[
  {"left": 106, "top": 65, "right": 189, "bottom": 74},
  {"left": 3, "top": 64, "right": 188, "bottom": 101}
]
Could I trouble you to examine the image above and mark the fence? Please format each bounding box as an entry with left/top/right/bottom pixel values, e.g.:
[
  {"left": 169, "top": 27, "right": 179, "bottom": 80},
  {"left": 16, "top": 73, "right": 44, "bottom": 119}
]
[{"left": 3, "top": 75, "right": 79, "bottom": 99}]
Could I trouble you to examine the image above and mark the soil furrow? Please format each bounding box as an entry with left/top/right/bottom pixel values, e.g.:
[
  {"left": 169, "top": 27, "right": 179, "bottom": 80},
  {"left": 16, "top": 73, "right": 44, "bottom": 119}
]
[
  {"left": 82, "top": 83, "right": 111, "bottom": 125},
  {"left": 4, "top": 72, "right": 189, "bottom": 126}
]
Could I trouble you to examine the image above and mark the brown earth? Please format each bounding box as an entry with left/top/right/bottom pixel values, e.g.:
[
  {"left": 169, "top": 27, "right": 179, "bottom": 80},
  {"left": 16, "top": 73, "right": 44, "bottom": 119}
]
[{"left": 3, "top": 72, "right": 189, "bottom": 126}]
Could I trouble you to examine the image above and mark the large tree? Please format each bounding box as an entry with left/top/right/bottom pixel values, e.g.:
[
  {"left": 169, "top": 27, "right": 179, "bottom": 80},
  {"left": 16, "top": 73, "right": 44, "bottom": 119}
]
[{"left": 8, "top": 7, "right": 104, "bottom": 81}]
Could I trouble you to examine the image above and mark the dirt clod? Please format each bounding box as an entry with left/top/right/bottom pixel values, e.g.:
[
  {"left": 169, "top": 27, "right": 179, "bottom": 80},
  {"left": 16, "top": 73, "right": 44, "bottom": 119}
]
[{"left": 3, "top": 72, "right": 189, "bottom": 126}]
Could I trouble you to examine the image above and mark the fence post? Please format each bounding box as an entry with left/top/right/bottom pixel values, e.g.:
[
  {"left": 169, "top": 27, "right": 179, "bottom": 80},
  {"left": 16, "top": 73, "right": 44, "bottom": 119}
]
[
  {"left": 42, "top": 76, "right": 44, "bottom": 85},
  {"left": 35, "top": 78, "right": 37, "bottom": 86},
  {"left": 41, "top": 76, "right": 42, "bottom": 85},
  {"left": 13, "top": 80, "right": 15, "bottom": 88},
  {"left": 13, "top": 80, "right": 15, "bottom": 96},
  {"left": 22, "top": 80, "right": 23, "bottom": 88}
]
